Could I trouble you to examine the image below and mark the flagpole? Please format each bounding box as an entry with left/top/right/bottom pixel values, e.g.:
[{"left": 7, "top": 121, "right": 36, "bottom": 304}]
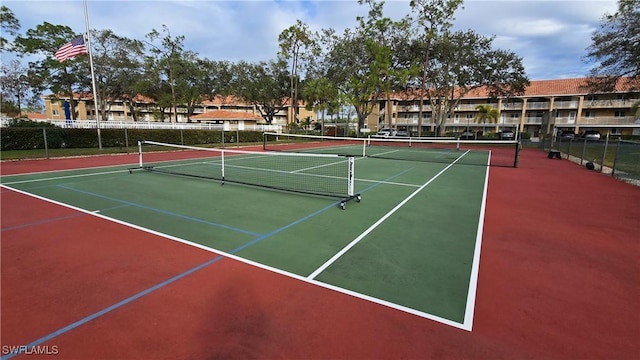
[{"left": 83, "top": 0, "right": 102, "bottom": 150}]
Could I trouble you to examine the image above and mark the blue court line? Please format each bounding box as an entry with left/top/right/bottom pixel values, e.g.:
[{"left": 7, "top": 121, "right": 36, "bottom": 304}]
[
  {"left": 1, "top": 213, "right": 86, "bottom": 232},
  {"left": 56, "top": 184, "right": 262, "bottom": 237},
  {"left": 1, "top": 166, "right": 419, "bottom": 359},
  {"left": 0, "top": 197, "right": 344, "bottom": 359},
  {"left": 0, "top": 255, "right": 224, "bottom": 360}
]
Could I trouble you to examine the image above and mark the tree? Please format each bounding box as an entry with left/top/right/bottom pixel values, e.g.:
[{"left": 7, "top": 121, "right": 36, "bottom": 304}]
[
  {"left": 91, "top": 29, "right": 145, "bottom": 121},
  {"left": 409, "top": 0, "right": 463, "bottom": 136},
  {"left": 199, "top": 59, "right": 234, "bottom": 102},
  {"left": 584, "top": 0, "right": 640, "bottom": 92},
  {"left": 302, "top": 77, "right": 338, "bottom": 135},
  {"left": 145, "top": 25, "right": 187, "bottom": 122},
  {"left": 0, "top": 5, "right": 20, "bottom": 52},
  {"left": 473, "top": 104, "right": 499, "bottom": 126},
  {"left": 0, "top": 59, "right": 33, "bottom": 117},
  {"left": 234, "top": 60, "right": 290, "bottom": 124},
  {"left": 324, "top": 28, "right": 378, "bottom": 135},
  {"left": 278, "top": 20, "right": 319, "bottom": 124},
  {"left": 13, "top": 22, "right": 90, "bottom": 120},
  {"left": 172, "top": 52, "right": 205, "bottom": 121},
  {"left": 416, "top": 29, "right": 528, "bottom": 135},
  {"left": 356, "top": 0, "right": 415, "bottom": 132}
]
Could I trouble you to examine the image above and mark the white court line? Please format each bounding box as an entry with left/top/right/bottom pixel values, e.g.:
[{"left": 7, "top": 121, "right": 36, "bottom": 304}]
[
  {"left": 2, "top": 149, "right": 488, "bottom": 332},
  {"left": 1, "top": 169, "right": 130, "bottom": 185},
  {"left": 0, "top": 183, "right": 468, "bottom": 331},
  {"left": 462, "top": 151, "right": 491, "bottom": 331},
  {"left": 307, "top": 149, "right": 471, "bottom": 280}
]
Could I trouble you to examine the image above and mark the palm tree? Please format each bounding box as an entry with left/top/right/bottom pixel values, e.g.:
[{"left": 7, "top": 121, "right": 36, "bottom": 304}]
[
  {"left": 474, "top": 104, "right": 499, "bottom": 123},
  {"left": 473, "top": 104, "right": 499, "bottom": 137}
]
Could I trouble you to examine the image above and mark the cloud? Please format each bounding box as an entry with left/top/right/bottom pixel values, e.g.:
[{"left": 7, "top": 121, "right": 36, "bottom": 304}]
[{"left": 1, "top": 0, "right": 620, "bottom": 80}]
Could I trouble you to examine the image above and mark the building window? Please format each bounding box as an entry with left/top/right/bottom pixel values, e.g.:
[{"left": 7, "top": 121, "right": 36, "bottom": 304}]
[
  {"left": 584, "top": 110, "right": 595, "bottom": 118},
  {"left": 614, "top": 111, "right": 626, "bottom": 118},
  {"left": 611, "top": 128, "right": 622, "bottom": 135}
]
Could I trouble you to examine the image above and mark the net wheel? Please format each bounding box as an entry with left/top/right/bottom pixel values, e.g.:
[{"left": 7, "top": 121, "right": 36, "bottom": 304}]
[
  {"left": 356, "top": 195, "right": 361, "bottom": 202},
  {"left": 339, "top": 202, "right": 346, "bottom": 210}
]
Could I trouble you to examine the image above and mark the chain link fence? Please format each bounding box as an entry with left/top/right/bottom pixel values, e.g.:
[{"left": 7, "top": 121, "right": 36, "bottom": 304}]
[
  {"left": 1, "top": 127, "right": 264, "bottom": 160},
  {"left": 542, "top": 135, "right": 640, "bottom": 185}
]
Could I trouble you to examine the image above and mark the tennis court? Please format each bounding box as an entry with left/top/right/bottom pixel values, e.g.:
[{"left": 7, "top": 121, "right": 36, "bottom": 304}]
[
  {"left": 2, "top": 139, "right": 638, "bottom": 359},
  {"left": 0, "top": 137, "right": 506, "bottom": 330}
]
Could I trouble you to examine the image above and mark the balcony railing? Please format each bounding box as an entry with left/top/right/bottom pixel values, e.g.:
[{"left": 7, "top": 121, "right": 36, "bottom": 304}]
[
  {"left": 526, "top": 102, "right": 551, "bottom": 110},
  {"left": 582, "top": 99, "right": 640, "bottom": 108},
  {"left": 553, "top": 100, "right": 579, "bottom": 109},
  {"left": 577, "top": 116, "right": 638, "bottom": 126}
]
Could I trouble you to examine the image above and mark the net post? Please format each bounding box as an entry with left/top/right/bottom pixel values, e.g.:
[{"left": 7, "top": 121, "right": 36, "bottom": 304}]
[
  {"left": 514, "top": 140, "right": 521, "bottom": 168},
  {"left": 220, "top": 149, "right": 225, "bottom": 184},
  {"left": 138, "top": 141, "right": 143, "bottom": 168},
  {"left": 347, "top": 156, "right": 355, "bottom": 197}
]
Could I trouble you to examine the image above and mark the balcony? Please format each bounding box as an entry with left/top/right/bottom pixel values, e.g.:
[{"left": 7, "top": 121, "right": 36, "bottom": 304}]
[
  {"left": 582, "top": 98, "right": 640, "bottom": 109},
  {"left": 501, "top": 102, "right": 523, "bottom": 110},
  {"left": 553, "top": 100, "right": 579, "bottom": 109},
  {"left": 526, "top": 102, "right": 551, "bottom": 110},
  {"left": 578, "top": 116, "right": 639, "bottom": 126},
  {"left": 399, "top": 104, "right": 432, "bottom": 112},
  {"left": 554, "top": 116, "right": 577, "bottom": 125},
  {"left": 524, "top": 117, "right": 543, "bottom": 124}
]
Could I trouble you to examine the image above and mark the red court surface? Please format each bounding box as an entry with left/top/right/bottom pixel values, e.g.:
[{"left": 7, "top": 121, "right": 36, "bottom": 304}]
[{"left": 1, "top": 148, "right": 639, "bottom": 359}]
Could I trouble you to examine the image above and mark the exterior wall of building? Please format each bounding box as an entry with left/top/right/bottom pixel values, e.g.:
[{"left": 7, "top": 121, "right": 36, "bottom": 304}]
[
  {"left": 41, "top": 79, "right": 638, "bottom": 136},
  {"left": 369, "top": 90, "right": 639, "bottom": 137},
  {"left": 43, "top": 96, "right": 317, "bottom": 125}
]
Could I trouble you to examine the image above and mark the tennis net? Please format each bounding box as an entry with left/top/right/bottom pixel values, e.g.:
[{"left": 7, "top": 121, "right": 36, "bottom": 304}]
[
  {"left": 132, "top": 140, "right": 360, "bottom": 208},
  {"left": 263, "top": 132, "right": 520, "bottom": 167}
]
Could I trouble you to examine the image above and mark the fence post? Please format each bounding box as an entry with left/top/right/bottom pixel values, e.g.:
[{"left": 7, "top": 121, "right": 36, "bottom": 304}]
[
  {"left": 600, "top": 133, "right": 610, "bottom": 173},
  {"left": 611, "top": 137, "right": 621, "bottom": 177},
  {"left": 125, "top": 128, "right": 129, "bottom": 152},
  {"left": 42, "top": 127, "right": 49, "bottom": 159},
  {"left": 580, "top": 137, "right": 587, "bottom": 165}
]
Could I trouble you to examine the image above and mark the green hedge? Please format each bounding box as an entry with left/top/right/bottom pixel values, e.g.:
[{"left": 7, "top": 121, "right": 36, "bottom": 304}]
[{"left": 0, "top": 127, "right": 265, "bottom": 151}]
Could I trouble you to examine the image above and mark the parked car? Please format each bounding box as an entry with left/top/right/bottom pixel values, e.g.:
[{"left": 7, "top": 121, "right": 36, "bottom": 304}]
[
  {"left": 559, "top": 130, "right": 576, "bottom": 140},
  {"left": 395, "top": 130, "right": 409, "bottom": 137},
  {"left": 374, "top": 128, "right": 393, "bottom": 138},
  {"left": 500, "top": 130, "right": 515, "bottom": 140},
  {"left": 460, "top": 131, "right": 475, "bottom": 140},
  {"left": 582, "top": 130, "right": 601, "bottom": 141}
]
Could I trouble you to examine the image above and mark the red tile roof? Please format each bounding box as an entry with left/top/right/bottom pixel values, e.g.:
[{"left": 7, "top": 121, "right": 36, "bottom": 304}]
[
  {"left": 392, "top": 77, "right": 637, "bottom": 100},
  {"left": 191, "top": 110, "right": 262, "bottom": 121},
  {"left": 26, "top": 113, "right": 48, "bottom": 120}
]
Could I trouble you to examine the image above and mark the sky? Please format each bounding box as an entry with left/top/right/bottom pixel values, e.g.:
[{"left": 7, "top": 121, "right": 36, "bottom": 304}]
[{"left": 2, "top": 0, "right": 619, "bottom": 81}]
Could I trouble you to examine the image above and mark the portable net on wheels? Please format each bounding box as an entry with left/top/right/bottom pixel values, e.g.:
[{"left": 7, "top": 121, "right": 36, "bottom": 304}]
[
  {"left": 131, "top": 140, "right": 361, "bottom": 209},
  {"left": 263, "top": 132, "right": 521, "bottom": 168}
]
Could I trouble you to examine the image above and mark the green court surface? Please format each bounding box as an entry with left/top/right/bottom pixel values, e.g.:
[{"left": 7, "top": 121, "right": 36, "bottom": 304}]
[{"left": 0, "top": 147, "right": 490, "bottom": 329}]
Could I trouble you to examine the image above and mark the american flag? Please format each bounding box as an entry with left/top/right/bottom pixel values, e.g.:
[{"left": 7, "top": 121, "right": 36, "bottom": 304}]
[{"left": 55, "top": 35, "right": 88, "bottom": 62}]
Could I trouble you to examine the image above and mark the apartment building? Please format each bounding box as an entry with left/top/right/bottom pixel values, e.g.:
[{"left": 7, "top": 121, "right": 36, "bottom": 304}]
[
  {"left": 42, "top": 94, "right": 316, "bottom": 127},
  {"left": 368, "top": 78, "right": 640, "bottom": 137}
]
